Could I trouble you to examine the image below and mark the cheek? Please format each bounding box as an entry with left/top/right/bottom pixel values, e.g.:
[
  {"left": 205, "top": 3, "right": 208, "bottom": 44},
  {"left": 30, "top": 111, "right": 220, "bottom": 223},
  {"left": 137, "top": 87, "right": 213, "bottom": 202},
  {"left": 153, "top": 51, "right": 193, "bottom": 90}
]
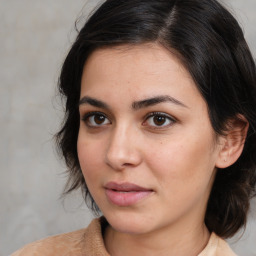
[
  {"left": 77, "top": 135, "right": 103, "bottom": 179},
  {"left": 147, "top": 140, "right": 216, "bottom": 214},
  {"left": 146, "top": 134, "right": 216, "bottom": 189}
]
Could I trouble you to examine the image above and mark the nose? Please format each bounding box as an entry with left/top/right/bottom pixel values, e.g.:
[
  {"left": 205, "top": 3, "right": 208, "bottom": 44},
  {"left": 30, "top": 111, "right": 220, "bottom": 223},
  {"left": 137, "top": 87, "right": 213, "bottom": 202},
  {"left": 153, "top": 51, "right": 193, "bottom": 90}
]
[{"left": 105, "top": 124, "right": 142, "bottom": 170}]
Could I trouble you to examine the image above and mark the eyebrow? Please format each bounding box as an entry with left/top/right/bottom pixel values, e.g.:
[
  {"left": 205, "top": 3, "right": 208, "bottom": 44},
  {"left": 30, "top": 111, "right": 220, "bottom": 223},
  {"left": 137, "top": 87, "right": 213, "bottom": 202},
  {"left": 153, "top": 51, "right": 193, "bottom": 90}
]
[
  {"left": 132, "top": 95, "right": 188, "bottom": 110},
  {"left": 79, "top": 96, "right": 110, "bottom": 109},
  {"left": 79, "top": 95, "right": 188, "bottom": 110}
]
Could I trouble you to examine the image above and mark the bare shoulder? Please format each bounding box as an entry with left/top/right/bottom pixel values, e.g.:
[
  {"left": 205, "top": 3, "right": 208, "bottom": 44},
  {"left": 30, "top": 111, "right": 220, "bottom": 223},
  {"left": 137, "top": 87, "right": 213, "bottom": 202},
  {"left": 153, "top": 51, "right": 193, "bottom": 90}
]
[{"left": 11, "top": 228, "right": 87, "bottom": 256}]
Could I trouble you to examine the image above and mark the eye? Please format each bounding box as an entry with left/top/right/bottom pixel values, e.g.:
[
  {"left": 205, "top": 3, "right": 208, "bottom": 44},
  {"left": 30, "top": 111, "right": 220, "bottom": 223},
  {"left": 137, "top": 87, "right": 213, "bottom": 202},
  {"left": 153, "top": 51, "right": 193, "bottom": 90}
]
[
  {"left": 82, "top": 112, "right": 111, "bottom": 127},
  {"left": 143, "top": 112, "right": 175, "bottom": 128}
]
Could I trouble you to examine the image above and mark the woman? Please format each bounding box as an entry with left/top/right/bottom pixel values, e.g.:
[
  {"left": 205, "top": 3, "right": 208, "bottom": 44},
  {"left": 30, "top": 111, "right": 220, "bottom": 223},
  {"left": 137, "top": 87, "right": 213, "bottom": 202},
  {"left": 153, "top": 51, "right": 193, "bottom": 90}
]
[{"left": 12, "top": 0, "right": 256, "bottom": 255}]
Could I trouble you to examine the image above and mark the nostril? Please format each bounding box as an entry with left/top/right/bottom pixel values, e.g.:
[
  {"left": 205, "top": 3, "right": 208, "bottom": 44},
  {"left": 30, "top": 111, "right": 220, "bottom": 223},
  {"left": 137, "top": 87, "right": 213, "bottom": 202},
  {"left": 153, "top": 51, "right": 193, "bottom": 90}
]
[{"left": 123, "top": 162, "right": 133, "bottom": 166}]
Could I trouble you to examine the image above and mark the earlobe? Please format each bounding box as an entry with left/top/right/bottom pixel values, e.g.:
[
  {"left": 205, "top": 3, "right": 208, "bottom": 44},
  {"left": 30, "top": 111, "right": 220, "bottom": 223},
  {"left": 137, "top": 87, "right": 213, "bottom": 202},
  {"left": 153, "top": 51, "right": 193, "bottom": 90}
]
[{"left": 216, "top": 116, "right": 249, "bottom": 169}]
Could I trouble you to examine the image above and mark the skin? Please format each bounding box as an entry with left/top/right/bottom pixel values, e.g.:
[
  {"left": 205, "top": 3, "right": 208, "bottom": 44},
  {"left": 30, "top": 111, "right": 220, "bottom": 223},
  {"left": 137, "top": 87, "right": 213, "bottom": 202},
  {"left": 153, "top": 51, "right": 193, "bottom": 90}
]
[{"left": 77, "top": 43, "right": 226, "bottom": 256}]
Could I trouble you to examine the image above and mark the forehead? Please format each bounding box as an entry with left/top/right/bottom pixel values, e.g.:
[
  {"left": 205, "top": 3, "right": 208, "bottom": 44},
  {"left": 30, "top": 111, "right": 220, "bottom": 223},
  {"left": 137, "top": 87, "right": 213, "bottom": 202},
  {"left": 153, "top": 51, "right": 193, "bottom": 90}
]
[
  {"left": 81, "top": 43, "right": 195, "bottom": 96},
  {"left": 84, "top": 43, "right": 187, "bottom": 73}
]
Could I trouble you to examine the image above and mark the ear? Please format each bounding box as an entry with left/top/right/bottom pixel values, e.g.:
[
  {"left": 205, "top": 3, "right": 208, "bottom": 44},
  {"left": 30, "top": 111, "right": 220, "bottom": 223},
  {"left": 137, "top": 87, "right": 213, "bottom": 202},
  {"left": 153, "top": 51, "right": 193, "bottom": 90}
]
[{"left": 216, "top": 115, "right": 249, "bottom": 169}]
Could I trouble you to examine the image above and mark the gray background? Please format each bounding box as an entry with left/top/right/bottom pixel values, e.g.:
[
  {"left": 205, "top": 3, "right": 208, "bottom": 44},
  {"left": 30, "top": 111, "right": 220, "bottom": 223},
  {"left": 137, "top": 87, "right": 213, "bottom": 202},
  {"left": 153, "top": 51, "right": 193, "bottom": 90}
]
[{"left": 0, "top": 0, "right": 255, "bottom": 255}]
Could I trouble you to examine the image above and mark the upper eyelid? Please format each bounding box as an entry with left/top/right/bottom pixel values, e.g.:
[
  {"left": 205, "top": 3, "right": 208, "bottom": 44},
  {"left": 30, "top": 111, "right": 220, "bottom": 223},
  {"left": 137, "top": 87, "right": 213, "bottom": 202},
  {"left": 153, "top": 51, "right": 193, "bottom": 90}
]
[
  {"left": 80, "top": 111, "right": 111, "bottom": 123},
  {"left": 145, "top": 112, "right": 176, "bottom": 121},
  {"left": 81, "top": 110, "right": 109, "bottom": 118}
]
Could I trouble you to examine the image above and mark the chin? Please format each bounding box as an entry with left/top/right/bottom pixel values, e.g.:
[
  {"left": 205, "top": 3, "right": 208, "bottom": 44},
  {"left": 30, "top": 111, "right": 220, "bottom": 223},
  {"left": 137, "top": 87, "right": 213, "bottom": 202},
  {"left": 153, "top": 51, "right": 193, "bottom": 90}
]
[{"left": 104, "top": 211, "right": 157, "bottom": 235}]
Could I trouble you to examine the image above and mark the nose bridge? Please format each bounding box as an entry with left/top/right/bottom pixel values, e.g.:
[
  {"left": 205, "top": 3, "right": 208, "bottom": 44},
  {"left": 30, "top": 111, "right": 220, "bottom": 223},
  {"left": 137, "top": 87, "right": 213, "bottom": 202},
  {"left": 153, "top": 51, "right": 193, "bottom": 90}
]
[{"left": 105, "top": 121, "right": 141, "bottom": 170}]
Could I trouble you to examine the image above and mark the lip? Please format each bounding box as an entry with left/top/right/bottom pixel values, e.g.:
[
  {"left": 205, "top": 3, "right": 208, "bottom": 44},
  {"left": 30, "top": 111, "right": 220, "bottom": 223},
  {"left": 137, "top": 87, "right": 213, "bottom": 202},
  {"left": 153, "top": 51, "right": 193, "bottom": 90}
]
[{"left": 104, "top": 182, "right": 153, "bottom": 206}]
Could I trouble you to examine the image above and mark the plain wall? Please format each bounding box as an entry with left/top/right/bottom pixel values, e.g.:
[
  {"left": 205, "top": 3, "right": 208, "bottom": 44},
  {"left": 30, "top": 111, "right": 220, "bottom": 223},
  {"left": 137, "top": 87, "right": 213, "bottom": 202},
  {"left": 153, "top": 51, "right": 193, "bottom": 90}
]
[{"left": 0, "top": 0, "right": 255, "bottom": 255}]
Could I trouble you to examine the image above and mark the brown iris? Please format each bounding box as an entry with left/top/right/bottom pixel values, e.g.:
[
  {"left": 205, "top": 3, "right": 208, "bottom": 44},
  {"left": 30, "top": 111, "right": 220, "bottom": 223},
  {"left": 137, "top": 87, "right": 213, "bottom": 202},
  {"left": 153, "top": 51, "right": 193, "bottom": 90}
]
[
  {"left": 94, "top": 114, "right": 106, "bottom": 125},
  {"left": 153, "top": 116, "right": 166, "bottom": 126}
]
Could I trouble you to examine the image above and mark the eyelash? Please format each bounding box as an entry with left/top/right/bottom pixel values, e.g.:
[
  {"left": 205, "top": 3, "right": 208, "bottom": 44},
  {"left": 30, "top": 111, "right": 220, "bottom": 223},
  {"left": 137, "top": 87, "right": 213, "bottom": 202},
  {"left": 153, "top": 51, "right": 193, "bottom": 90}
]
[
  {"left": 143, "top": 112, "right": 176, "bottom": 129},
  {"left": 81, "top": 111, "right": 176, "bottom": 129},
  {"left": 81, "top": 111, "right": 111, "bottom": 127}
]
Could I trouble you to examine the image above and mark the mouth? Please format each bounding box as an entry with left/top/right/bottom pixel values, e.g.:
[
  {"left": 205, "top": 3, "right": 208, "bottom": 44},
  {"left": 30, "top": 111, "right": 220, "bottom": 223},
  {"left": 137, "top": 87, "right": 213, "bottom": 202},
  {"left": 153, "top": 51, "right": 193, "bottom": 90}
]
[{"left": 104, "top": 182, "right": 154, "bottom": 206}]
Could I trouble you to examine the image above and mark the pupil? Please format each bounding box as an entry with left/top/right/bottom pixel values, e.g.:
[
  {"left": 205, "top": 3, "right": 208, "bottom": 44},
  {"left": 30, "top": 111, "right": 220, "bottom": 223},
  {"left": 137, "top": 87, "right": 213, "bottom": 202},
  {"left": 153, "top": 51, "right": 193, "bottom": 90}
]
[
  {"left": 154, "top": 116, "right": 165, "bottom": 126},
  {"left": 95, "top": 115, "right": 105, "bottom": 124}
]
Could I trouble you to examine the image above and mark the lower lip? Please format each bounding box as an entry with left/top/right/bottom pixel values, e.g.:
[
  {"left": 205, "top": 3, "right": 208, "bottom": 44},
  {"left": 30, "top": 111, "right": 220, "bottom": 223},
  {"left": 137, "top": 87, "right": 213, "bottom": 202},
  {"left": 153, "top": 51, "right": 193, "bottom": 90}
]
[{"left": 105, "top": 189, "right": 153, "bottom": 206}]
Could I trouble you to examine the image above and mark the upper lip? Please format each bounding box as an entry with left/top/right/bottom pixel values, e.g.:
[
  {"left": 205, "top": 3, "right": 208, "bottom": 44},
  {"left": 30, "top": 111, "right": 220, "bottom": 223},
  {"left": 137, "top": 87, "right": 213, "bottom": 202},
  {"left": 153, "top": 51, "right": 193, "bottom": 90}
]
[{"left": 105, "top": 182, "right": 152, "bottom": 192}]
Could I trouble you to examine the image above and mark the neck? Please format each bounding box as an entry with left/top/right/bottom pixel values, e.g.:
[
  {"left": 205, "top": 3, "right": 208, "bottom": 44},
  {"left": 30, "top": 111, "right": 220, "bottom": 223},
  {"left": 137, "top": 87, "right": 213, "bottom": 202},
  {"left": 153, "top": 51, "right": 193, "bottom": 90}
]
[{"left": 104, "top": 220, "right": 210, "bottom": 256}]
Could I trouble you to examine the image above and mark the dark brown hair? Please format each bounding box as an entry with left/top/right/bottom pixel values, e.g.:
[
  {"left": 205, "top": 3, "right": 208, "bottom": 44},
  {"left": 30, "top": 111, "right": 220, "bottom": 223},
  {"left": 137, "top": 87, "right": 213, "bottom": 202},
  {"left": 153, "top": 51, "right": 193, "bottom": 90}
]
[{"left": 56, "top": 0, "right": 256, "bottom": 238}]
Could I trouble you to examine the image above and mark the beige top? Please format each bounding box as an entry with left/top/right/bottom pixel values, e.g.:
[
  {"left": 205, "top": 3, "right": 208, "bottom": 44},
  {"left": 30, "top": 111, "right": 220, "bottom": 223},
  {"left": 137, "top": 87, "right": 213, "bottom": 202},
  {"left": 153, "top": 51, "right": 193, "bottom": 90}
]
[{"left": 11, "top": 218, "right": 237, "bottom": 256}]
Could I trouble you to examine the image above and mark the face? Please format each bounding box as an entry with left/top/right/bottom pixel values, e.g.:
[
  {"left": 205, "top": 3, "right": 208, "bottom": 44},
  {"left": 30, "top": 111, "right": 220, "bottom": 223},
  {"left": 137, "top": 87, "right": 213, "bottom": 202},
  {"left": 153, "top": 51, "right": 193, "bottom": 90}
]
[{"left": 78, "top": 44, "right": 222, "bottom": 236}]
